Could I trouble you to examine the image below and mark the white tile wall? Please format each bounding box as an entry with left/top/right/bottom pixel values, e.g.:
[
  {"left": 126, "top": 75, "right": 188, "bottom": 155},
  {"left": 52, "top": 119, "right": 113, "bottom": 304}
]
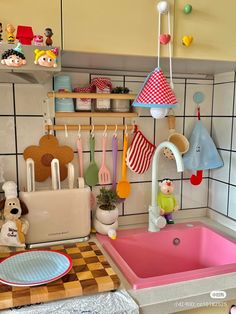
[
  {"left": 209, "top": 72, "right": 236, "bottom": 220},
  {"left": 208, "top": 180, "right": 228, "bottom": 215},
  {"left": 228, "top": 186, "right": 236, "bottom": 220},
  {"left": 214, "top": 72, "right": 235, "bottom": 84},
  {"left": 210, "top": 150, "right": 230, "bottom": 182},
  {"left": 16, "top": 117, "right": 44, "bottom": 153},
  {"left": 0, "top": 84, "right": 14, "bottom": 115},
  {"left": 182, "top": 179, "right": 208, "bottom": 209},
  {"left": 213, "top": 83, "right": 234, "bottom": 116},
  {"left": 230, "top": 152, "right": 236, "bottom": 185},
  {"left": 0, "top": 73, "right": 213, "bottom": 217},
  {"left": 212, "top": 117, "right": 232, "bottom": 149},
  {"left": 15, "top": 84, "right": 50, "bottom": 115},
  {"left": 232, "top": 119, "right": 236, "bottom": 151},
  {"left": 0, "top": 117, "right": 15, "bottom": 153},
  {"left": 0, "top": 155, "right": 17, "bottom": 183},
  {"left": 124, "top": 182, "right": 150, "bottom": 215}
]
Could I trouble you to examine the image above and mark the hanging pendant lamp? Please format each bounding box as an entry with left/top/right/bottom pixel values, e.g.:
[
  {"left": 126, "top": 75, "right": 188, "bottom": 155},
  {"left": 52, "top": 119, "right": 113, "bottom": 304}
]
[{"left": 132, "top": 1, "right": 178, "bottom": 119}]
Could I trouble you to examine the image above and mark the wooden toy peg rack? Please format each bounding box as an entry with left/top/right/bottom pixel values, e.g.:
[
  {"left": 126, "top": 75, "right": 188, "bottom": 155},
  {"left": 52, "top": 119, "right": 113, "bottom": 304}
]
[{"left": 45, "top": 124, "right": 138, "bottom": 133}]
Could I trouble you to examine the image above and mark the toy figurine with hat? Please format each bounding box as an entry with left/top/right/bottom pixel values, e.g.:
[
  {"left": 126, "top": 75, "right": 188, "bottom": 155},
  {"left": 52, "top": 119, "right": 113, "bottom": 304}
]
[
  {"left": 0, "top": 181, "right": 29, "bottom": 252},
  {"left": 1, "top": 43, "right": 26, "bottom": 67},
  {"left": 34, "top": 47, "right": 58, "bottom": 68},
  {"left": 157, "top": 178, "right": 179, "bottom": 224}
]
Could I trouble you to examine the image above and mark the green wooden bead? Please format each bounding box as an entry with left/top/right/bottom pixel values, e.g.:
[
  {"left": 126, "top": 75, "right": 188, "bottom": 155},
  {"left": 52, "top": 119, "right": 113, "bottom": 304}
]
[{"left": 183, "top": 4, "right": 192, "bottom": 14}]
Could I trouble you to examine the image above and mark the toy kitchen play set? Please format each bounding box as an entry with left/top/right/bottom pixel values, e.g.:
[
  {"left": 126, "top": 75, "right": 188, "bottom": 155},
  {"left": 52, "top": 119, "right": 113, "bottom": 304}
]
[{"left": 2, "top": 2, "right": 236, "bottom": 314}]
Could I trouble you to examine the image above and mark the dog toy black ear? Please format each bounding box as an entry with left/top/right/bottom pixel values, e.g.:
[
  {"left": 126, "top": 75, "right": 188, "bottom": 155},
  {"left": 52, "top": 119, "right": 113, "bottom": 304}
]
[
  {"left": 0, "top": 199, "right": 5, "bottom": 210},
  {"left": 19, "top": 200, "right": 29, "bottom": 215}
]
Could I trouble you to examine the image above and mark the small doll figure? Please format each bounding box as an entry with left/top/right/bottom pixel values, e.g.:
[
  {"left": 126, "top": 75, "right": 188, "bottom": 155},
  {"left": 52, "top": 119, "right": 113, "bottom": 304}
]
[
  {"left": 157, "top": 178, "right": 179, "bottom": 224},
  {"left": 1, "top": 43, "right": 26, "bottom": 67},
  {"left": 33, "top": 35, "right": 44, "bottom": 46},
  {"left": 0, "top": 23, "right": 3, "bottom": 42},
  {"left": 34, "top": 48, "right": 58, "bottom": 68},
  {"left": 44, "top": 27, "right": 53, "bottom": 46},
  {"left": 0, "top": 181, "right": 29, "bottom": 252},
  {"left": 5, "top": 23, "right": 15, "bottom": 44}
]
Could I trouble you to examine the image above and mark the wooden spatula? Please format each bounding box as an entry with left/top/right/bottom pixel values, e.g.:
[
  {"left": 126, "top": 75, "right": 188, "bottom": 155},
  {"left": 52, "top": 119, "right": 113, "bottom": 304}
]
[
  {"left": 116, "top": 134, "right": 131, "bottom": 198},
  {"left": 85, "top": 135, "right": 99, "bottom": 186}
]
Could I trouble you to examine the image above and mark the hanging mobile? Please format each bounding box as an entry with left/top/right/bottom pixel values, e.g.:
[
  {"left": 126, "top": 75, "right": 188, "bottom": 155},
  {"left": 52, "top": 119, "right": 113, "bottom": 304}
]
[{"left": 132, "top": 1, "right": 178, "bottom": 119}]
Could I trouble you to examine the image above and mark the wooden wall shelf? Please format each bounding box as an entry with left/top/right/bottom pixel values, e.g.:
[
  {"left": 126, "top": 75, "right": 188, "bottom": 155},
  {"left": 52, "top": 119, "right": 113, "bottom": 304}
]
[
  {"left": 55, "top": 112, "right": 138, "bottom": 118},
  {"left": 48, "top": 92, "right": 136, "bottom": 100}
]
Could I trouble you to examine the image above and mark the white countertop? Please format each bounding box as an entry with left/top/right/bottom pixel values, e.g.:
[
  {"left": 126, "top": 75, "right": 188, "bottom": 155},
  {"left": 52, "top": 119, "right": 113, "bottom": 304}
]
[{"left": 94, "top": 216, "right": 236, "bottom": 314}]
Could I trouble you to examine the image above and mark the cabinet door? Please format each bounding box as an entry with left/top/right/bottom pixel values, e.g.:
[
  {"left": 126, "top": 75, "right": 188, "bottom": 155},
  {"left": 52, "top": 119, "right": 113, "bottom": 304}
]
[
  {"left": 62, "top": 0, "right": 174, "bottom": 57},
  {"left": 174, "top": 0, "right": 236, "bottom": 61},
  {"left": 1, "top": 0, "right": 61, "bottom": 47}
]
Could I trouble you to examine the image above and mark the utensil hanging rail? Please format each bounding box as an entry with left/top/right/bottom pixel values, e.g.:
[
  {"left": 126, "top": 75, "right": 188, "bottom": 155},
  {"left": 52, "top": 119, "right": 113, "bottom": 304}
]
[
  {"left": 46, "top": 124, "right": 138, "bottom": 132},
  {"left": 47, "top": 92, "right": 136, "bottom": 100}
]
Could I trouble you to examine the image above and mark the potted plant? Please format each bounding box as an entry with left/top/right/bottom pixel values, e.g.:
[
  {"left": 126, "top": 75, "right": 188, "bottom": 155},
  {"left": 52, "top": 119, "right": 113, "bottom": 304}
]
[
  {"left": 111, "top": 86, "right": 130, "bottom": 112},
  {"left": 94, "top": 188, "right": 119, "bottom": 239}
]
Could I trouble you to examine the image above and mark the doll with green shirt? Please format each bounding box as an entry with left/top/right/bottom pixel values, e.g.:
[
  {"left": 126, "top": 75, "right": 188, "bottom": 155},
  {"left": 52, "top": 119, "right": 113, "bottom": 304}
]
[{"left": 157, "top": 178, "right": 179, "bottom": 224}]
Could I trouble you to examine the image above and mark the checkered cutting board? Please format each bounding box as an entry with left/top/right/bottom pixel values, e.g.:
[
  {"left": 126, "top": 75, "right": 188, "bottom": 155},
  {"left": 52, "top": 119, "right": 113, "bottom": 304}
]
[{"left": 0, "top": 242, "right": 120, "bottom": 310}]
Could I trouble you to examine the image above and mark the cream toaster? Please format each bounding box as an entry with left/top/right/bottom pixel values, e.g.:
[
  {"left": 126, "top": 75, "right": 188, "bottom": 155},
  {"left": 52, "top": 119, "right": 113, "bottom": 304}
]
[{"left": 20, "top": 158, "right": 91, "bottom": 247}]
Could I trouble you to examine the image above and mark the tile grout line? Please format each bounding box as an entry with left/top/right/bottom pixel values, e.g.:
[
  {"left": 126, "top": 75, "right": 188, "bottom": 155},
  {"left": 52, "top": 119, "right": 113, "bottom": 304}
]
[
  {"left": 207, "top": 75, "right": 215, "bottom": 208},
  {"left": 12, "top": 84, "right": 19, "bottom": 192},
  {"left": 180, "top": 78, "right": 187, "bottom": 209},
  {"left": 122, "top": 75, "right": 125, "bottom": 216},
  {"left": 226, "top": 71, "right": 236, "bottom": 216},
  {"left": 208, "top": 206, "right": 236, "bottom": 222}
]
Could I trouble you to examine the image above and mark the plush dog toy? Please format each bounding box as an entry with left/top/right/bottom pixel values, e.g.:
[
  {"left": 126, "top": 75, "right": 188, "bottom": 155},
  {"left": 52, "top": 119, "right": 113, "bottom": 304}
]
[{"left": 0, "top": 181, "right": 29, "bottom": 252}]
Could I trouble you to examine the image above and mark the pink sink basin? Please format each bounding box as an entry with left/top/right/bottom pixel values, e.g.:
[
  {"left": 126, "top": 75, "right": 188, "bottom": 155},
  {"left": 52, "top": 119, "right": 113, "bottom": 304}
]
[{"left": 97, "top": 222, "right": 236, "bottom": 289}]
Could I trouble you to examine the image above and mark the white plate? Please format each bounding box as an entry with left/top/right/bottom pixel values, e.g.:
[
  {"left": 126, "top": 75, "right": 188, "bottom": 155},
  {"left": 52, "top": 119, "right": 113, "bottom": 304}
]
[{"left": 0, "top": 250, "right": 72, "bottom": 286}]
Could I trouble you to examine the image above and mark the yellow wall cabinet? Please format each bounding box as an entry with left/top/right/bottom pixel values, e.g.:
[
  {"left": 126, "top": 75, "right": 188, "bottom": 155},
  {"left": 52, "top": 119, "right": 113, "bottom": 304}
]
[
  {"left": 1, "top": 0, "right": 61, "bottom": 47},
  {"left": 174, "top": 0, "right": 236, "bottom": 61},
  {"left": 63, "top": 0, "right": 236, "bottom": 62},
  {"left": 62, "top": 0, "right": 174, "bottom": 57}
]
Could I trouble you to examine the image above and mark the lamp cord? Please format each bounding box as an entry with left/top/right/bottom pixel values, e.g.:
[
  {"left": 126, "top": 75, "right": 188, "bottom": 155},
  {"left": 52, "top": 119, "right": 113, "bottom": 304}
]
[{"left": 157, "top": 6, "right": 174, "bottom": 90}]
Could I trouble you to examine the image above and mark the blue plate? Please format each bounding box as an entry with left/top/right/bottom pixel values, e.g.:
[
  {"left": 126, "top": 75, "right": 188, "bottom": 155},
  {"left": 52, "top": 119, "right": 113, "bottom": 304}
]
[{"left": 0, "top": 250, "right": 72, "bottom": 286}]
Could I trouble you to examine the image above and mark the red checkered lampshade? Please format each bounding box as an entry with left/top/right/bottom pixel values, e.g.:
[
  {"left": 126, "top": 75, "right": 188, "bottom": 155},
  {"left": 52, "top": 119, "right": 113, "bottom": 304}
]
[{"left": 132, "top": 67, "right": 178, "bottom": 109}]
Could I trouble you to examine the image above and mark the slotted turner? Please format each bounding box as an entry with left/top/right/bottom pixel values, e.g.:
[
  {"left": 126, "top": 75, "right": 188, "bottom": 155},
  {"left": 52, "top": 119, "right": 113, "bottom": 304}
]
[
  {"left": 98, "top": 134, "right": 111, "bottom": 185},
  {"left": 85, "top": 135, "right": 99, "bottom": 186}
]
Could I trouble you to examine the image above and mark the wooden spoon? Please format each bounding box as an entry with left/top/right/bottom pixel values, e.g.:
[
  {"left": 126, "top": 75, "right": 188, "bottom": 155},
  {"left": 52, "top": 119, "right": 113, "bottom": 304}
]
[
  {"left": 116, "top": 134, "right": 131, "bottom": 198},
  {"left": 85, "top": 135, "right": 99, "bottom": 186}
]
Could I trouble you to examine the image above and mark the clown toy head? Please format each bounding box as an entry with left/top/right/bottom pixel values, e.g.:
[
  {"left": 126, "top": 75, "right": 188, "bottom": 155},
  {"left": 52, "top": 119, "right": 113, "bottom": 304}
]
[
  {"left": 34, "top": 48, "right": 58, "bottom": 68},
  {"left": 1, "top": 43, "right": 26, "bottom": 67}
]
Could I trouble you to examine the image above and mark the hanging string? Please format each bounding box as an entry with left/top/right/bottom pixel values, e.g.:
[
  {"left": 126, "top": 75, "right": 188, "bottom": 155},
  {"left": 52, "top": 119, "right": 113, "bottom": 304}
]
[
  {"left": 157, "top": 6, "right": 173, "bottom": 90},
  {"left": 167, "top": 11, "right": 173, "bottom": 90},
  {"left": 197, "top": 107, "right": 201, "bottom": 120},
  {"left": 157, "top": 11, "right": 161, "bottom": 68}
]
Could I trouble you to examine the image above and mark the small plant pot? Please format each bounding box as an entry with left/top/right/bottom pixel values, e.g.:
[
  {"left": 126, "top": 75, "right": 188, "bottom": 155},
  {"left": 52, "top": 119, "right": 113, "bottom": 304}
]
[
  {"left": 111, "top": 99, "right": 130, "bottom": 112},
  {"left": 96, "top": 206, "right": 119, "bottom": 224},
  {"left": 94, "top": 217, "right": 118, "bottom": 235}
]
